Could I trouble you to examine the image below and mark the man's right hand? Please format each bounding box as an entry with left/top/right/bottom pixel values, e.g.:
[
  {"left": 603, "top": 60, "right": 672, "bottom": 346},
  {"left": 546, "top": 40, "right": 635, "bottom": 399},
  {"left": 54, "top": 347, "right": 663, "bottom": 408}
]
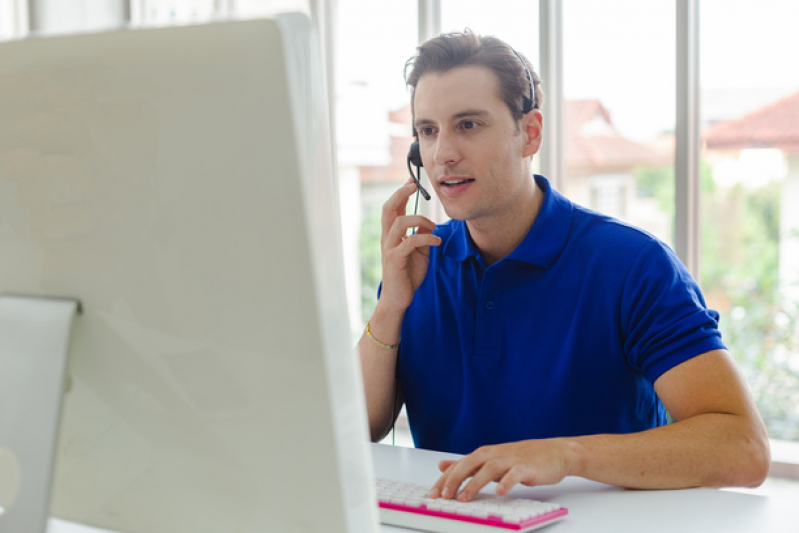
[
  {"left": 360, "top": 180, "right": 441, "bottom": 441},
  {"left": 379, "top": 179, "right": 441, "bottom": 314}
]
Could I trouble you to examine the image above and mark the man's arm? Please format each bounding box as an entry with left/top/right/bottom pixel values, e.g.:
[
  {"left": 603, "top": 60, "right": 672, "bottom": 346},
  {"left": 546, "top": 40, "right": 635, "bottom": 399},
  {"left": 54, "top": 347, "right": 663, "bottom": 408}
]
[
  {"left": 430, "top": 349, "right": 770, "bottom": 501},
  {"left": 359, "top": 180, "right": 440, "bottom": 442},
  {"left": 359, "top": 304, "right": 404, "bottom": 442}
]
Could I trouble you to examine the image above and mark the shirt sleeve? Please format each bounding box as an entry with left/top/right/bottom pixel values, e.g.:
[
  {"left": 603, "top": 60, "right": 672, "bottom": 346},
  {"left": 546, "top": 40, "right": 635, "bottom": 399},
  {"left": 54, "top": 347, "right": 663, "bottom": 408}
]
[{"left": 620, "top": 238, "right": 726, "bottom": 383}]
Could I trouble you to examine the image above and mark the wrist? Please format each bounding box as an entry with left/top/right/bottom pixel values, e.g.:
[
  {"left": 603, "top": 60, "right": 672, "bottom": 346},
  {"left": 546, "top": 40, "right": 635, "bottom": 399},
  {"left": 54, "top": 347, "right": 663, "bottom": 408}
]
[
  {"left": 559, "top": 437, "right": 586, "bottom": 478},
  {"left": 374, "top": 286, "right": 413, "bottom": 317},
  {"left": 366, "top": 302, "right": 406, "bottom": 350},
  {"left": 366, "top": 320, "right": 399, "bottom": 350}
]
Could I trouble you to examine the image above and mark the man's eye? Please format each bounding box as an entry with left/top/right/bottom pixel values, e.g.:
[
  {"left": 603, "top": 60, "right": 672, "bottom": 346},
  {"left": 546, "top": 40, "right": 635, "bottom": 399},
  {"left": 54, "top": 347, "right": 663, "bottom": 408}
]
[
  {"left": 462, "top": 120, "right": 479, "bottom": 130},
  {"left": 419, "top": 127, "right": 436, "bottom": 137}
]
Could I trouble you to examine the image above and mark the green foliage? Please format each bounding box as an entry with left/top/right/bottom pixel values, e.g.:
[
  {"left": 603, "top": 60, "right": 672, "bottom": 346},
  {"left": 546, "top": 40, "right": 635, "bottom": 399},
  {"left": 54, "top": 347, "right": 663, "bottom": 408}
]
[
  {"left": 635, "top": 165, "right": 675, "bottom": 214},
  {"left": 703, "top": 181, "right": 799, "bottom": 440},
  {"left": 635, "top": 163, "right": 799, "bottom": 440},
  {"left": 725, "top": 300, "right": 799, "bottom": 441},
  {"left": 360, "top": 206, "right": 382, "bottom": 322}
]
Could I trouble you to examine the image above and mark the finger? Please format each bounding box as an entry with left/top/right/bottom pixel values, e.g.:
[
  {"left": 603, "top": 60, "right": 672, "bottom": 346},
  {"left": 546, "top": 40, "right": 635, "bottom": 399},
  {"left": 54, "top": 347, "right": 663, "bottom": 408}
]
[
  {"left": 397, "top": 231, "right": 441, "bottom": 252},
  {"left": 438, "top": 460, "right": 457, "bottom": 473},
  {"left": 381, "top": 181, "right": 418, "bottom": 239},
  {"left": 496, "top": 464, "right": 528, "bottom": 496},
  {"left": 413, "top": 218, "right": 438, "bottom": 236},
  {"left": 436, "top": 456, "right": 483, "bottom": 500},
  {"left": 457, "top": 460, "right": 509, "bottom": 502},
  {"left": 385, "top": 215, "right": 436, "bottom": 248},
  {"left": 428, "top": 460, "right": 457, "bottom": 498}
]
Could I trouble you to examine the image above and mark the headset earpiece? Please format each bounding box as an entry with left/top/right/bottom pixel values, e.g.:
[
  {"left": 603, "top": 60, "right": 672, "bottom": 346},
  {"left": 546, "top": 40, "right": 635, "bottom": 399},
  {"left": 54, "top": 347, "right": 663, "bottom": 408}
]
[
  {"left": 406, "top": 129, "right": 430, "bottom": 201},
  {"left": 408, "top": 140, "right": 423, "bottom": 168}
]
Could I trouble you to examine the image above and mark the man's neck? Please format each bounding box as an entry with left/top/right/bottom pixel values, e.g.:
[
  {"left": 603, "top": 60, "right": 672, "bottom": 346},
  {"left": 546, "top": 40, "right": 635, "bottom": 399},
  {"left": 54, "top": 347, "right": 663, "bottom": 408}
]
[{"left": 466, "top": 178, "right": 544, "bottom": 266}]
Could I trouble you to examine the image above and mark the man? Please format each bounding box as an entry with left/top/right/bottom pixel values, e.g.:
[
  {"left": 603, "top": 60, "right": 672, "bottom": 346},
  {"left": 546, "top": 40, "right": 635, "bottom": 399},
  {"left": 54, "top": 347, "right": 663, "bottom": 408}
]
[{"left": 358, "top": 31, "right": 769, "bottom": 502}]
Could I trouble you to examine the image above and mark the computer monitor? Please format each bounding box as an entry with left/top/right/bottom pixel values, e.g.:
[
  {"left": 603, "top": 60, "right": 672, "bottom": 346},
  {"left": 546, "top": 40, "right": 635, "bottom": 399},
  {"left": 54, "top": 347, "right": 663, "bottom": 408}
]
[{"left": 0, "top": 14, "right": 378, "bottom": 533}]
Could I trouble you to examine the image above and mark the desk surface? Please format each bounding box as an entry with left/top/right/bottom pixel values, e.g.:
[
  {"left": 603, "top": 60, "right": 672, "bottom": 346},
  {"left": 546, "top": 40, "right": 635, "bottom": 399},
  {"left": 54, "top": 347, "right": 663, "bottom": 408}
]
[
  {"left": 43, "top": 442, "right": 798, "bottom": 533},
  {"left": 372, "top": 443, "right": 798, "bottom": 533}
]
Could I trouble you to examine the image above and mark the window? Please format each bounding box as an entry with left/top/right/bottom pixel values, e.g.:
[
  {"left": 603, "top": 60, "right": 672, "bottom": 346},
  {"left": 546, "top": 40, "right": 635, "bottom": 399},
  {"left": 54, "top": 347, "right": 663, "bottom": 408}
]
[
  {"left": 441, "top": 0, "right": 540, "bottom": 61},
  {"left": 590, "top": 175, "right": 627, "bottom": 219},
  {"left": 335, "top": 0, "right": 418, "bottom": 329},
  {"left": 700, "top": 0, "right": 799, "bottom": 443},
  {"left": 0, "top": 0, "right": 23, "bottom": 39},
  {"left": 563, "top": 0, "right": 675, "bottom": 245},
  {"left": 344, "top": 0, "right": 799, "bottom": 461},
  {"left": 133, "top": 0, "right": 215, "bottom": 24},
  {"left": 3, "top": 0, "right": 798, "bottom": 458}
]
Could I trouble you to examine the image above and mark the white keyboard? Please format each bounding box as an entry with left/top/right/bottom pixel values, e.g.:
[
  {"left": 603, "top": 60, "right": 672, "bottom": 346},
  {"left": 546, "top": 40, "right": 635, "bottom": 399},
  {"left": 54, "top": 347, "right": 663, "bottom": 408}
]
[{"left": 376, "top": 477, "right": 568, "bottom": 532}]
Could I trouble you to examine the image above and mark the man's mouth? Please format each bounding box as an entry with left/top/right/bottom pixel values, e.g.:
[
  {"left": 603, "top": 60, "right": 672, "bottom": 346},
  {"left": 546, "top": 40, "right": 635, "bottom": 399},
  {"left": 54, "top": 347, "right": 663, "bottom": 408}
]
[{"left": 440, "top": 178, "right": 475, "bottom": 187}]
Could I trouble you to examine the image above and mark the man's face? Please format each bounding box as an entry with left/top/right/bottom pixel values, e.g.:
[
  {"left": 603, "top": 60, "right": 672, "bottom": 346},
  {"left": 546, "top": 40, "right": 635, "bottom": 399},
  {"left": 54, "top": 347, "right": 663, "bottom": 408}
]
[{"left": 413, "top": 65, "right": 543, "bottom": 226}]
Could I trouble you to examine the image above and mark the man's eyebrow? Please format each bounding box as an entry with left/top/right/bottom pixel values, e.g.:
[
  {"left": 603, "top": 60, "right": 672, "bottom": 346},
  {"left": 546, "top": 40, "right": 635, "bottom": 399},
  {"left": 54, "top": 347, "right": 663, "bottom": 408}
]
[
  {"left": 452, "top": 110, "right": 490, "bottom": 120},
  {"left": 414, "top": 110, "right": 490, "bottom": 130}
]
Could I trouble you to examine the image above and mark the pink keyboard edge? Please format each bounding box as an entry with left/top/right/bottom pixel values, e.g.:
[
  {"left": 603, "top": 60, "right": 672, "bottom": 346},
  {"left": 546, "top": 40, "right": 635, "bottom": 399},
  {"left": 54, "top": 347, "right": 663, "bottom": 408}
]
[{"left": 378, "top": 500, "right": 569, "bottom": 530}]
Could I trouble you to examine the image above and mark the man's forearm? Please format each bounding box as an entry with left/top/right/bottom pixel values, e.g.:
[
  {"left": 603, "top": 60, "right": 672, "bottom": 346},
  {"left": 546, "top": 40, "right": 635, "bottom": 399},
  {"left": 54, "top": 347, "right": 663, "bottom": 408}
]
[
  {"left": 567, "top": 349, "right": 771, "bottom": 490},
  {"left": 568, "top": 412, "right": 770, "bottom": 489},
  {"left": 431, "top": 410, "right": 769, "bottom": 502},
  {"left": 359, "top": 303, "right": 405, "bottom": 442}
]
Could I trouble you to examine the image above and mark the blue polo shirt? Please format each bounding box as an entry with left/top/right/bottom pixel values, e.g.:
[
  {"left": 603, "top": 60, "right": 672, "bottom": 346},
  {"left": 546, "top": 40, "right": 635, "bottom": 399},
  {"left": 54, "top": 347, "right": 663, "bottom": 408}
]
[{"left": 394, "top": 175, "right": 724, "bottom": 454}]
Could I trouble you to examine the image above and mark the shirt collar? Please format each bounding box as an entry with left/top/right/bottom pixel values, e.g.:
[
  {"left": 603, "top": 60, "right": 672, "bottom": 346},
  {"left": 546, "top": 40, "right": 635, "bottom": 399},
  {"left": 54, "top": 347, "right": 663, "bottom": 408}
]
[
  {"left": 441, "top": 175, "right": 573, "bottom": 268},
  {"left": 441, "top": 219, "right": 477, "bottom": 262}
]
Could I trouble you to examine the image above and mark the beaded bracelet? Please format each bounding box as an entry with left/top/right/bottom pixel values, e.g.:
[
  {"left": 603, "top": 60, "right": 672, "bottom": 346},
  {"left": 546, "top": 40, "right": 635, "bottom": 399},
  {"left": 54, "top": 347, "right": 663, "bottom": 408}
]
[{"left": 365, "top": 320, "right": 399, "bottom": 350}]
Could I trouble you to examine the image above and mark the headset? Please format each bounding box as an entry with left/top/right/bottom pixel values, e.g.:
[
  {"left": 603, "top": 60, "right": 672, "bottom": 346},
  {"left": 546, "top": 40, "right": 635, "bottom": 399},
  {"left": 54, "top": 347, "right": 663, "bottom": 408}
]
[
  {"left": 406, "top": 135, "right": 430, "bottom": 202},
  {"left": 514, "top": 48, "right": 537, "bottom": 116},
  {"left": 405, "top": 46, "right": 536, "bottom": 208}
]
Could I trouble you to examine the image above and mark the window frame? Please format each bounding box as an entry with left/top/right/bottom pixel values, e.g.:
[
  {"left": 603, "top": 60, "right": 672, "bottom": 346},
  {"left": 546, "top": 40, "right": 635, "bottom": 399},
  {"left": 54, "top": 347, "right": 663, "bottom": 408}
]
[{"left": 417, "top": 0, "right": 798, "bottom": 475}]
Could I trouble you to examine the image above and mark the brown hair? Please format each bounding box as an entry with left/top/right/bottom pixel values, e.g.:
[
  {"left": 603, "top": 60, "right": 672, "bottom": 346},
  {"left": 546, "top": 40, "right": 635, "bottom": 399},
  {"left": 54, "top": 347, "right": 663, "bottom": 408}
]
[{"left": 404, "top": 30, "right": 544, "bottom": 122}]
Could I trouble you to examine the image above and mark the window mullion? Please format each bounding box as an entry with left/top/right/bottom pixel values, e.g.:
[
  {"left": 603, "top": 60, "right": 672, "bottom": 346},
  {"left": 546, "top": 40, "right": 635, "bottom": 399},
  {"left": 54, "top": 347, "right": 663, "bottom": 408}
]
[
  {"left": 418, "top": 0, "right": 440, "bottom": 42},
  {"left": 675, "top": 0, "right": 700, "bottom": 276},
  {"left": 417, "top": 0, "right": 446, "bottom": 223},
  {"left": 539, "top": 0, "right": 564, "bottom": 190}
]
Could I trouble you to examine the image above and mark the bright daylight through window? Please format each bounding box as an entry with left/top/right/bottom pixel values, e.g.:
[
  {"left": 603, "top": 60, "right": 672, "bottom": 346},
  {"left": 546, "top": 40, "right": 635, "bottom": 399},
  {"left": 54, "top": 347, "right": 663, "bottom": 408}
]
[
  {"left": 338, "top": 0, "right": 799, "bottom": 460},
  {"left": 699, "top": 0, "right": 799, "bottom": 445},
  {"left": 1, "top": 0, "right": 797, "bottom": 469}
]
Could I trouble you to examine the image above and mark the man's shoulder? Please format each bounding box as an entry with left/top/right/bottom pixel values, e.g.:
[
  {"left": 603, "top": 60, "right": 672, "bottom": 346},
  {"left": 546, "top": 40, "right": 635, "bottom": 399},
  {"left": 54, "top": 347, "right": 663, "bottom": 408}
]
[
  {"left": 529, "top": 178, "right": 669, "bottom": 267},
  {"left": 558, "top": 203, "right": 688, "bottom": 282},
  {"left": 569, "top": 203, "right": 665, "bottom": 252}
]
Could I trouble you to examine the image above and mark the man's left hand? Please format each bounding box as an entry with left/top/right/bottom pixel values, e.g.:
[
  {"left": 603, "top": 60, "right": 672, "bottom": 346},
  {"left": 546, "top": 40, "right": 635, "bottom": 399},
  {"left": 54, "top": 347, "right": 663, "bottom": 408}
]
[{"left": 428, "top": 439, "right": 579, "bottom": 502}]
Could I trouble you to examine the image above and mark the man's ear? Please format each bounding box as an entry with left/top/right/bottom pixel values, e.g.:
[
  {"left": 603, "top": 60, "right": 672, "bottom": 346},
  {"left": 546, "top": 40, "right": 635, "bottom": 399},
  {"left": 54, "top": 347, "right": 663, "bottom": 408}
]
[{"left": 522, "top": 109, "right": 544, "bottom": 158}]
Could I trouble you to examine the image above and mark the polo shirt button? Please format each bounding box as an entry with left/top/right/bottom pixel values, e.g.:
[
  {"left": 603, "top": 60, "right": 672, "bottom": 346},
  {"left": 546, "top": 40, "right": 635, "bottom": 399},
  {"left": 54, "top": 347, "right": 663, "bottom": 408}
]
[{"left": 486, "top": 300, "right": 495, "bottom": 310}]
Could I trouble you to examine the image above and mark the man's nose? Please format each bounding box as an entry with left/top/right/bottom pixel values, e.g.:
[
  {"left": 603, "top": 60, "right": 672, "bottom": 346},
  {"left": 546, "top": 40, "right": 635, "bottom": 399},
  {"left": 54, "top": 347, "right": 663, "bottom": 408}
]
[{"left": 433, "top": 130, "right": 461, "bottom": 166}]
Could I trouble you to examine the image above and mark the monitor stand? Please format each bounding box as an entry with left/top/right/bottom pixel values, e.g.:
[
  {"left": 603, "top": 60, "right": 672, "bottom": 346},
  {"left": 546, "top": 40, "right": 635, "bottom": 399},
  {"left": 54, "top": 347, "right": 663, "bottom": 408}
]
[{"left": 0, "top": 295, "right": 81, "bottom": 533}]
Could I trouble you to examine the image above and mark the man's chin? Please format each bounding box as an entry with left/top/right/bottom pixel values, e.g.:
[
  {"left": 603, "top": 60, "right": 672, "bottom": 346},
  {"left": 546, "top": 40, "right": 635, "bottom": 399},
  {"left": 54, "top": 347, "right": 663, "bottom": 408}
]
[
  {"left": 440, "top": 205, "right": 465, "bottom": 221},
  {"left": 438, "top": 197, "right": 480, "bottom": 222}
]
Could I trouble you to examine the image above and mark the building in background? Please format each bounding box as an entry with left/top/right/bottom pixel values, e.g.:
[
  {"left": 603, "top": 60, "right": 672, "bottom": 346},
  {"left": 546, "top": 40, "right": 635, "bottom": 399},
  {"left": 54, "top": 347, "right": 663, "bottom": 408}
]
[
  {"left": 561, "top": 99, "right": 671, "bottom": 242},
  {"left": 702, "top": 91, "right": 799, "bottom": 440},
  {"left": 704, "top": 91, "right": 799, "bottom": 304}
]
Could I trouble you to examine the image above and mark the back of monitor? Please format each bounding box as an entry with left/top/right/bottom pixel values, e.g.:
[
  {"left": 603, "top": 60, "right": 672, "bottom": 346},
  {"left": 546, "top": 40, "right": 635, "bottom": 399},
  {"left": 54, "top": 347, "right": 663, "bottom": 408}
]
[{"left": 0, "top": 15, "right": 376, "bottom": 533}]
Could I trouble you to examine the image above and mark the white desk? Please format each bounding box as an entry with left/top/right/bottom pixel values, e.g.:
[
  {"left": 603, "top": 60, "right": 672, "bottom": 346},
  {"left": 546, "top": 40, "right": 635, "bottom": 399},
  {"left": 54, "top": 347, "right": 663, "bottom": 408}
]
[
  {"left": 39, "top": 442, "right": 798, "bottom": 533},
  {"left": 372, "top": 443, "right": 798, "bottom": 533}
]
